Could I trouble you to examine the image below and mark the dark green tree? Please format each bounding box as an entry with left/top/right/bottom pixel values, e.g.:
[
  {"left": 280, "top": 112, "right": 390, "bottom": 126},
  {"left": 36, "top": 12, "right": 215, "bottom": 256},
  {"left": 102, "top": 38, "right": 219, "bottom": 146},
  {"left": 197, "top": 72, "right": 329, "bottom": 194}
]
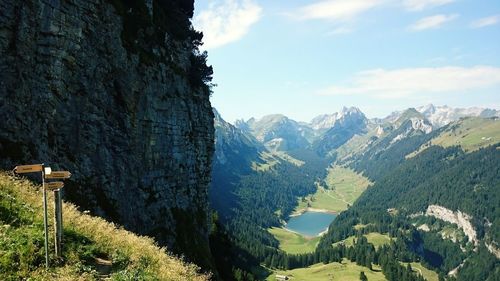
[{"left": 360, "top": 271, "right": 368, "bottom": 281}]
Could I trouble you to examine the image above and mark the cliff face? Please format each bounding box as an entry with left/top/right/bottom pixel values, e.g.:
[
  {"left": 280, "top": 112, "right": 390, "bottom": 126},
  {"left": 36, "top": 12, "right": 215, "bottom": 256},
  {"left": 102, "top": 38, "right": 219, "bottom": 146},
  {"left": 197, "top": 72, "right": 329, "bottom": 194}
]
[
  {"left": 0, "top": 0, "right": 214, "bottom": 269},
  {"left": 426, "top": 205, "right": 478, "bottom": 246}
]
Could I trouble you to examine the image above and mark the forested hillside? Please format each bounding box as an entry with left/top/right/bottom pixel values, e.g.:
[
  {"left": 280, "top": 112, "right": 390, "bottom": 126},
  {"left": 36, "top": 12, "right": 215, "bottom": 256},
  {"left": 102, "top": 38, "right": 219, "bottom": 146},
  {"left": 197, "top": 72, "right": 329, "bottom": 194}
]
[
  {"left": 211, "top": 109, "right": 499, "bottom": 281},
  {"left": 319, "top": 124, "right": 500, "bottom": 280}
]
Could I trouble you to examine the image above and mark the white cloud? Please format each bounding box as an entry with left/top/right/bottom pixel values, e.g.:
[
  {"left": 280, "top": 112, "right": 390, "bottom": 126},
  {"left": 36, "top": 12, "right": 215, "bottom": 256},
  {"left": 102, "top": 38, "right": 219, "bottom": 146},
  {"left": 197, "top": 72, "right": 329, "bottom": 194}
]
[
  {"left": 319, "top": 66, "right": 500, "bottom": 98},
  {"left": 297, "top": 0, "right": 385, "bottom": 21},
  {"left": 193, "top": 0, "right": 262, "bottom": 49},
  {"left": 409, "top": 14, "right": 458, "bottom": 31},
  {"left": 403, "top": 0, "right": 455, "bottom": 11},
  {"left": 470, "top": 15, "right": 500, "bottom": 28}
]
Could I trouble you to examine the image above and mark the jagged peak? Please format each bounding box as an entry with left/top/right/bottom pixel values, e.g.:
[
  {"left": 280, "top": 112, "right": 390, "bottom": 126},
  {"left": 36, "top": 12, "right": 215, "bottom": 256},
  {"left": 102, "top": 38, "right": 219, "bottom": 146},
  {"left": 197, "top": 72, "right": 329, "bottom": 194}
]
[
  {"left": 340, "top": 106, "right": 363, "bottom": 115},
  {"left": 395, "top": 108, "right": 426, "bottom": 124},
  {"left": 258, "top": 114, "right": 289, "bottom": 123},
  {"left": 419, "top": 103, "right": 436, "bottom": 114}
]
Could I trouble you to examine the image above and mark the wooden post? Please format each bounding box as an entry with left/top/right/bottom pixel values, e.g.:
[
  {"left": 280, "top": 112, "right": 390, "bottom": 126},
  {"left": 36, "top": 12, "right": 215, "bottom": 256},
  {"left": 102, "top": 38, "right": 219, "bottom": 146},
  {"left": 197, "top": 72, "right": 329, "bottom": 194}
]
[
  {"left": 53, "top": 190, "right": 62, "bottom": 257},
  {"left": 58, "top": 190, "right": 63, "bottom": 254},
  {"left": 42, "top": 170, "right": 49, "bottom": 268}
]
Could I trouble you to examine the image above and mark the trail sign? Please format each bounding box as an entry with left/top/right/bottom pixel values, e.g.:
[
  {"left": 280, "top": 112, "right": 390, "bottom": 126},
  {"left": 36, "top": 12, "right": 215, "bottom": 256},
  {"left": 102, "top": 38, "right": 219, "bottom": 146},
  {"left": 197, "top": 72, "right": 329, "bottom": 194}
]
[
  {"left": 14, "top": 164, "right": 43, "bottom": 173},
  {"left": 44, "top": 181, "right": 64, "bottom": 190},
  {"left": 45, "top": 171, "right": 71, "bottom": 179}
]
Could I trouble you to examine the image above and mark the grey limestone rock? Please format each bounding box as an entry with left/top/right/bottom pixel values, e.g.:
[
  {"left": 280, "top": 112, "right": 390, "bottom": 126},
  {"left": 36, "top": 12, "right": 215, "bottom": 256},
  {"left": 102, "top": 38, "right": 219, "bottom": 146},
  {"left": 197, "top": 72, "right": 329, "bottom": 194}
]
[{"left": 0, "top": 0, "right": 215, "bottom": 269}]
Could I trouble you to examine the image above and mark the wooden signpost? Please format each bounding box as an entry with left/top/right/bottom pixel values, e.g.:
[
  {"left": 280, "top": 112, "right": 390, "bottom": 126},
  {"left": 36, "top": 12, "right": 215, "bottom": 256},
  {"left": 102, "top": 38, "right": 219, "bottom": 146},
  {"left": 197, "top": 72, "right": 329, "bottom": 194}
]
[
  {"left": 14, "top": 165, "right": 72, "bottom": 266},
  {"left": 14, "top": 164, "right": 49, "bottom": 268},
  {"left": 45, "top": 171, "right": 70, "bottom": 258},
  {"left": 14, "top": 164, "right": 43, "bottom": 173},
  {"left": 45, "top": 171, "right": 71, "bottom": 179},
  {"left": 44, "top": 181, "right": 64, "bottom": 190}
]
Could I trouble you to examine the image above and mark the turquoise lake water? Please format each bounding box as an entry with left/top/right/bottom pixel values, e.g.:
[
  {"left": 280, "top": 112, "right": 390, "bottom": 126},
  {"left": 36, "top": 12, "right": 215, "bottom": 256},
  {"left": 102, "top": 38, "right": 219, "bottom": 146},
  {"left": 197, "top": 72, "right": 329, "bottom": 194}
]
[{"left": 285, "top": 211, "right": 337, "bottom": 237}]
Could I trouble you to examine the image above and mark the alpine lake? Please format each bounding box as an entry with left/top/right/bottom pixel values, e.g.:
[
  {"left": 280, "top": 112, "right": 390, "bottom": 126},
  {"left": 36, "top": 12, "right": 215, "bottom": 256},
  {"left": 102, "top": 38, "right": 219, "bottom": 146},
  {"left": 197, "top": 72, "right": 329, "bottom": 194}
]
[{"left": 285, "top": 211, "right": 337, "bottom": 237}]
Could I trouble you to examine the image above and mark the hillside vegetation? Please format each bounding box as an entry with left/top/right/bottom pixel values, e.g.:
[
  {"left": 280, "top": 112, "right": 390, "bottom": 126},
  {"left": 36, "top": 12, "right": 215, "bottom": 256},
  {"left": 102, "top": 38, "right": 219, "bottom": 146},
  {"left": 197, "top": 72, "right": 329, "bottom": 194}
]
[
  {"left": 0, "top": 172, "right": 208, "bottom": 281},
  {"left": 333, "top": 233, "right": 393, "bottom": 250},
  {"left": 266, "top": 259, "right": 387, "bottom": 281},
  {"left": 409, "top": 117, "right": 499, "bottom": 157},
  {"left": 268, "top": 227, "right": 320, "bottom": 254},
  {"left": 296, "top": 166, "right": 371, "bottom": 213}
]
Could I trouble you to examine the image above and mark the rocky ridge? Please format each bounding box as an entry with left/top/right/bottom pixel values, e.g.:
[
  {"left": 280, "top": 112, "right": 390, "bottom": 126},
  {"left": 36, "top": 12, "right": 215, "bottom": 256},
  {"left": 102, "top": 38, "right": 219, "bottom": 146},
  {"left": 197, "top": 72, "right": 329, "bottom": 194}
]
[
  {"left": 425, "top": 205, "right": 478, "bottom": 246},
  {"left": 0, "top": 0, "right": 215, "bottom": 269}
]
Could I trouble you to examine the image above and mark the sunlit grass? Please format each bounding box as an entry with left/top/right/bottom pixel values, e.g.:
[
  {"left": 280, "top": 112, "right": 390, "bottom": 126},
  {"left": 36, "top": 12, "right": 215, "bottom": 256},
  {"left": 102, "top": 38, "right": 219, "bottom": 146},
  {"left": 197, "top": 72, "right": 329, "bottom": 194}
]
[
  {"left": 332, "top": 232, "right": 393, "bottom": 249},
  {"left": 296, "top": 166, "right": 372, "bottom": 213},
  {"left": 408, "top": 117, "right": 500, "bottom": 158},
  {"left": 266, "top": 258, "right": 387, "bottom": 281},
  {"left": 0, "top": 172, "right": 208, "bottom": 280},
  {"left": 268, "top": 227, "right": 320, "bottom": 254},
  {"left": 400, "top": 262, "right": 439, "bottom": 281}
]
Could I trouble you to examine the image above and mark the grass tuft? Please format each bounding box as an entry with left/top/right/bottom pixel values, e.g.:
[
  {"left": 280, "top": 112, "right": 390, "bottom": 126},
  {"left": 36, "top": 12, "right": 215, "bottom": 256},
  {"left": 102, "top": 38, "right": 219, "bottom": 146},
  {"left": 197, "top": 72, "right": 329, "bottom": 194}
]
[{"left": 0, "top": 171, "right": 209, "bottom": 280}]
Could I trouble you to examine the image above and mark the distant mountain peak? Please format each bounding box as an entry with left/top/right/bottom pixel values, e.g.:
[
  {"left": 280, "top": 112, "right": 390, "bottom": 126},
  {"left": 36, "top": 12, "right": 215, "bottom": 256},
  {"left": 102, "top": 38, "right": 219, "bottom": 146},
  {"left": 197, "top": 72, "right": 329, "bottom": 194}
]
[
  {"left": 394, "top": 108, "right": 426, "bottom": 126},
  {"left": 310, "top": 106, "right": 366, "bottom": 131},
  {"left": 243, "top": 113, "right": 311, "bottom": 151},
  {"left": 420, "top": 103, "right": 436, "bottom": 114},
  {"left": 415, "top": 104, "right": 500, "bottom": 128},
  {"left": 340, "top": 106, "right": 362, "bottom": 116}
]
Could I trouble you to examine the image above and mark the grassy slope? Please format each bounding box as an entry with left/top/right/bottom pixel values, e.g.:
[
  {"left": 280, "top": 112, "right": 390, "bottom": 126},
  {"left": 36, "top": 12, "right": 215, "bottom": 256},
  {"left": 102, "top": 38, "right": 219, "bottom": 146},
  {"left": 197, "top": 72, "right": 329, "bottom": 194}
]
[
  {"left": 266, "top": 259, "right": 387, "bottom": 281},
  {"left": 252, "top": 151, "right": 304, "bottom": 171},
  {"left": 333, "top": 124, "right": 386, "bottom": 162},
  {"left": 296, "top": 166, "right": 372, "bottom": 213},
  {"left": 401, "top": 262, "right": 439, "bottom": 281},
  {"left": 409, "top": 117, "right": 500, "bottom": 158},
  {"left": 332, "top": 233, "right": 393, "bottom": 249},
  {"left": 268, "top": 227, "right": 320, "bottom": 254},
  {"left": 0, "top": 172, "right": 208, "bottom": 281}
]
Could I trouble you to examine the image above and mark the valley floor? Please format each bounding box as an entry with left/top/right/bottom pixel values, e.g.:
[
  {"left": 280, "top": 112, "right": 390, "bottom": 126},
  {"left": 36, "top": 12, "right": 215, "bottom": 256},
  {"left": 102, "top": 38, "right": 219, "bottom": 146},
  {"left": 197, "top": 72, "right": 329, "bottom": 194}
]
[
  {"left": 266, "top": 258, "right": 387, "bottom": 281},
  {"left": 268, "top": 227, "right": 320, "bottom": 254},
  {"left": 294, "top": 166, "right": 371, "bottom": 214}
]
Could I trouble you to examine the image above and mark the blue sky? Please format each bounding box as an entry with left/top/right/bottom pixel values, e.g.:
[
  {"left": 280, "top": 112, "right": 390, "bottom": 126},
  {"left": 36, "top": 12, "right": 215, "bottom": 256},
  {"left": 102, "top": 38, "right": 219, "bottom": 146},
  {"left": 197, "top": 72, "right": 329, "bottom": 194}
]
[{"left": 193, "top": 0, "right": 500, "bottom": 123}]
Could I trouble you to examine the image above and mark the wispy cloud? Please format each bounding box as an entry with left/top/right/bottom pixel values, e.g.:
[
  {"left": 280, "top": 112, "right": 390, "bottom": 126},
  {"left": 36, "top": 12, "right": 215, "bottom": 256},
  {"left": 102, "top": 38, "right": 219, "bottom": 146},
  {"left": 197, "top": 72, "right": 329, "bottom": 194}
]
[
  {"left": 402, "top": 0, "right": 455, "bottom": 11},
  {"left": 296, "top": 0, "right": 385, "bottom": 21},
  {"left": 409, "top": 14, "right": 458, "bottom": 31},
  {"left": 318, "top": 66, "right": 500, "bottom": 98},
  {"left": 470, "top": 15, "right": 500, "bottom": 28},
  {"left": 193, "top": 0, "right": 262, "bottom": 49}
]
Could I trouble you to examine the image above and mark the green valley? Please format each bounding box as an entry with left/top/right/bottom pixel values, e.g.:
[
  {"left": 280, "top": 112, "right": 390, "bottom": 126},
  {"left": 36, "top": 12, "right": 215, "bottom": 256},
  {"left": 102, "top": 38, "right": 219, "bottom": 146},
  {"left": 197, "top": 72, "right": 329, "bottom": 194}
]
[
  {"left": 266, "top": 259, "right": 387, "bottom": 281},
  {"left": 295, "top": 166, "right": 372, "bottom": 213},
  {"left": 268, "top": 227, "right": 320, "bottom": 254}
]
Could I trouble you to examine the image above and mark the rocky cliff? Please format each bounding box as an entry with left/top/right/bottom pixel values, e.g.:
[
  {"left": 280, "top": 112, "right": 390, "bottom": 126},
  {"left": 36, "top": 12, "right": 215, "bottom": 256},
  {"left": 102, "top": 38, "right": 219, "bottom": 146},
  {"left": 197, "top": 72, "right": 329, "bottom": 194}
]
[
  {"left": 426, "top": 205, "right": 478, "bottom": 246},
  {"left": 0, "top": 0, "right": 215, "bottom": 270}
]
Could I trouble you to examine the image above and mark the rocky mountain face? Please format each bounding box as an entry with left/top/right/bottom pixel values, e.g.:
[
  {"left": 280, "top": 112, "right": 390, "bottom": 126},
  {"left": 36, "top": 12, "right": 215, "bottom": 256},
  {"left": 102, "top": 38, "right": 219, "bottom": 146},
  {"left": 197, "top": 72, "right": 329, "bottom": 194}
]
[
  {"left": 400, "top": 104, "right": 499, "bottom": 128},
  {"left": 310, "top": 113, "right": 339, "bottom": 132},
  {"left": 242, "top": 114, "right": 311, "bottom": 151},
  {"left": 313, "top": 107, "right": 368, "bottom": 156},
  {"left": 0, "top": 0, "right": 215, "bottom": 269}
]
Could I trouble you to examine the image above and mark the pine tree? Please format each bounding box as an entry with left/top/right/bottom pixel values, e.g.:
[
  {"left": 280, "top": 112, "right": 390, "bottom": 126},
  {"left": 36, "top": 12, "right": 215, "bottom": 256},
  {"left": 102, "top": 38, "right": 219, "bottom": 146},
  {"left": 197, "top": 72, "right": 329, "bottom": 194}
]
[{"left": 360, "top": 271, "right": 368, "bottom": 281}]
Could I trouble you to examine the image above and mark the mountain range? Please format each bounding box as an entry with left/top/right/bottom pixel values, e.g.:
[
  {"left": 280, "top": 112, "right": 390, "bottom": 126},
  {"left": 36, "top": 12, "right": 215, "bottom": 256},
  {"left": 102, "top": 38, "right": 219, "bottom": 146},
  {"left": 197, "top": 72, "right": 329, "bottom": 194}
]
[
  {"left": 211, "top": 104, "right": 500, "bottom": 281},
  {"left": 226, "top": 104, "right": 499, "bottom": 156}
]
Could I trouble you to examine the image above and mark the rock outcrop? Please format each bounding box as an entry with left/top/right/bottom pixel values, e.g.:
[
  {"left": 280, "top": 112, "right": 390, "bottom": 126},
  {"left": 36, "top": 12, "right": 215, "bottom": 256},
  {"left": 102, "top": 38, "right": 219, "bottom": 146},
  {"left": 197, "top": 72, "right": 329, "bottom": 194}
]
[
  {"left": 426, "top": 205, "right": 478, "bottom": 246},
  {"left": 0, "top": 0, "right": 215, "bottom": 269}
]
